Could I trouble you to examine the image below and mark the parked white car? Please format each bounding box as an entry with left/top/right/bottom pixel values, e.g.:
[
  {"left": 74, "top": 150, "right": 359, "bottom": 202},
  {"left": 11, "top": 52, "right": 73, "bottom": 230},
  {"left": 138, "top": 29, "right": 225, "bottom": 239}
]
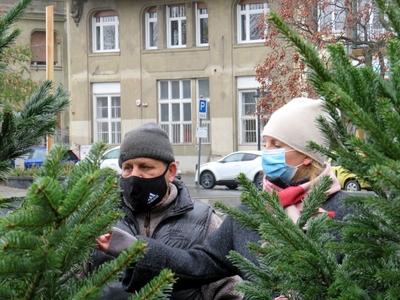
[
  {"left": 100, "top": 146, "right": 122, "bottom": 174},
  {"left": 196, "top": 151, "right": 264, "bottom": 190}
]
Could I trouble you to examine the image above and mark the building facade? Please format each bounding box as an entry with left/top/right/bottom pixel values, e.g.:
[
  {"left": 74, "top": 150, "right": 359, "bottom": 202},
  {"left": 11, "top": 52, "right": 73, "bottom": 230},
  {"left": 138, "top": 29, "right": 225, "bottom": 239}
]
[{"left": 67, "top": 0, "right": 276, "bottom": 172}]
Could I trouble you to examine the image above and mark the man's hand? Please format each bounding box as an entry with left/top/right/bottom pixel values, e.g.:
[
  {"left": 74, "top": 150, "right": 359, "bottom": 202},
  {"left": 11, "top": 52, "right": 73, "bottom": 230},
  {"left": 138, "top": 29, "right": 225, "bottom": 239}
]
[
  {"left": 96, "top": 232, "right": 112, "bottom": 252},
  {"left": 96, "top": 227, "right": 137, "bottom": 257}
]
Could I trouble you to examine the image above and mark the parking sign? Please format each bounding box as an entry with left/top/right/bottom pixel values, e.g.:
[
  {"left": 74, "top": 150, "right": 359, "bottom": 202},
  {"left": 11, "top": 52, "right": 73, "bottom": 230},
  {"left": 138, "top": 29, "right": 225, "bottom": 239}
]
[{"left": 199, "top": 98, "right": 207, "bottom": 119}]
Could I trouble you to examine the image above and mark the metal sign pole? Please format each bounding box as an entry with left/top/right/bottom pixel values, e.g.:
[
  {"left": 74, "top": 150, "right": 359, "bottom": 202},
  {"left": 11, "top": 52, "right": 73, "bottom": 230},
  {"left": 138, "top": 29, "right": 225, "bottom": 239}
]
[
  {"left": 196, "top": 118, "right": 202, "bottom": 187},
  {"left": 196, "top": 98, "right": 207, "bottom": 187}
]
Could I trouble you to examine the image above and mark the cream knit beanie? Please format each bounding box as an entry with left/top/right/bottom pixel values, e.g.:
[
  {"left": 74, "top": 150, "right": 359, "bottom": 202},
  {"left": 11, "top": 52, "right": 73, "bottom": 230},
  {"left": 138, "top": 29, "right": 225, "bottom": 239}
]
[{"left": 262, "top": 97, "right": 330, "bottom": 164}]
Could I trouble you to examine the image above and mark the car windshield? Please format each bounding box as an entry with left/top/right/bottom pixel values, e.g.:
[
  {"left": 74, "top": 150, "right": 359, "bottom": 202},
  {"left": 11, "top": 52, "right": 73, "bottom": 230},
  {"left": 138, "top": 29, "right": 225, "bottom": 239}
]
[
  {"left": 103, "top": 148, "right": 120, "bottom": 159},
  {"left": 29, "top": 148, "right": 46, "bottom": 159},
  {"left": 221, "top": 153, "right": 245, "bottom": 163}
]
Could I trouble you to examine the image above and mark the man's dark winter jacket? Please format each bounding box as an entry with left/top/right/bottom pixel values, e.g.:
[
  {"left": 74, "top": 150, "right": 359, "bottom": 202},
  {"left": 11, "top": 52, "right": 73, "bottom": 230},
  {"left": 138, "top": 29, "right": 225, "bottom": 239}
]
[
  {"left": 123, "top": 190, "right": 356, "bottom": 291},
  {"left": 97, "top": 179, "right": 213, "bottom": 300}
]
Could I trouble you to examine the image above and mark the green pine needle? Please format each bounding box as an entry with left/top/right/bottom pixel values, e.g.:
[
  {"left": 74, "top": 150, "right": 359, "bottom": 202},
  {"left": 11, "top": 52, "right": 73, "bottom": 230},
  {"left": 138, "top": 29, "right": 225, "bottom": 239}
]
[{"left": 129, "top": 269, "right": 175, "bottom": 300}]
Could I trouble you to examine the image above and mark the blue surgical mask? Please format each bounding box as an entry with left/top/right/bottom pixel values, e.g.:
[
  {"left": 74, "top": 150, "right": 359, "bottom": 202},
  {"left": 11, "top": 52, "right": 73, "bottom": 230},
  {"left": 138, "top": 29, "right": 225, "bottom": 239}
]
[{"left": 262, "top": 148, "right": 300, "bottom": 186}]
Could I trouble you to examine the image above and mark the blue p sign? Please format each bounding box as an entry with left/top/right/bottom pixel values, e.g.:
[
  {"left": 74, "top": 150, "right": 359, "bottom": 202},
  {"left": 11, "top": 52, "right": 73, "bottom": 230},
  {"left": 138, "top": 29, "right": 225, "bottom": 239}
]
[{"left": 199, "top": 99, "right": 207, "bottom": 119}]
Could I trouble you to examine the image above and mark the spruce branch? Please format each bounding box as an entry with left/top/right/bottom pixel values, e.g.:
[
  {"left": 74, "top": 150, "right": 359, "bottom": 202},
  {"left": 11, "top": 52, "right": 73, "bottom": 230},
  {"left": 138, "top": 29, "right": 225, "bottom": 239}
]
[
  {"left": 0, "top": 0, "right": 31, "bottom": 56},
  {"left": 233, "top": 281, "right": 274, "bottom": 300},
  {"left": 130, "top": 269, "right": 175, "bottom": 300},
  {"left": 227, "top": 250, "right": 273, "bottom": 287},
  {"left": 71, "top": 241, "right": 148, "bottom": 300},
  {"left": 214, "top": 202, "right": 261, "bottom": 230},
  {"left": 297, "top": 176, "right": 331, "bottom": 228},
  {"left": 268, "top": 12, "right": 331, "bottom": 88}
]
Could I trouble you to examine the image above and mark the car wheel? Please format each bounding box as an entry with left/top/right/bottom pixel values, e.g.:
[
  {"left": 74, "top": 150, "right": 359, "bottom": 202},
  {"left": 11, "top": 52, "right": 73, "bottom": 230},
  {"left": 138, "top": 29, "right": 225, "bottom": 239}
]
[
  {"left": 344, "top": 179, "right": 361, "bottom": 191},
  {"left": 226, "top": 184, "right": 238, "bottom": 190},
  {"left": 254, "top": 172, "right": 264, "bottom": 190},
  {"left": 200, "top": 171, "right": 216, "bottom": 189}
]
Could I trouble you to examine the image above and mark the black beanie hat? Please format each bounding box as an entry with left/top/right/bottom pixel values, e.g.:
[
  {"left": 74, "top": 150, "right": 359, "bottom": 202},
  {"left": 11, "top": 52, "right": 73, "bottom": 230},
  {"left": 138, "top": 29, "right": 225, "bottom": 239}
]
[{"left": 118, "top": 123, "right": 175, "bottom": 167}]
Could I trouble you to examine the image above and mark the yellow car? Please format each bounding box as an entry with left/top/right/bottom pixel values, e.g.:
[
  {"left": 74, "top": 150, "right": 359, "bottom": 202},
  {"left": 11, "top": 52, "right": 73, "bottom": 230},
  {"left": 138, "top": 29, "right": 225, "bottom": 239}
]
[{"left": 332, "top": 165, "right": 370, "bottom": 191}]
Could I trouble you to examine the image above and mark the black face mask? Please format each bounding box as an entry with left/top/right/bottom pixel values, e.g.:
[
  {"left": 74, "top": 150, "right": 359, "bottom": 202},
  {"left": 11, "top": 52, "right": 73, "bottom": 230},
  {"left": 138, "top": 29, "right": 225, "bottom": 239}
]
[{"left": 120, "top": 165, "right": 169, "bottom": 212}]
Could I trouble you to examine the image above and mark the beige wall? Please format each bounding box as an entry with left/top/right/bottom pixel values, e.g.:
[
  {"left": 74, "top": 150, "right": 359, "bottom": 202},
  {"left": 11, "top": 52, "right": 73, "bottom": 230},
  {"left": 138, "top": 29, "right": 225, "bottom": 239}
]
[{"left": 68, "top": 0, "right": 274, "bottom": 172}]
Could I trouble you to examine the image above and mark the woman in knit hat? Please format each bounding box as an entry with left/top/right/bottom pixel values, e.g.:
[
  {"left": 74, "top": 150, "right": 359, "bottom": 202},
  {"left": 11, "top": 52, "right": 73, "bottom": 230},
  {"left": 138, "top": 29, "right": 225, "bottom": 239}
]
[
  {"left": 98, "top": 98, "right": 351, "bottom": 298},
  {"left": 261, "top": 97, "right": 342, "bottom": 223}
]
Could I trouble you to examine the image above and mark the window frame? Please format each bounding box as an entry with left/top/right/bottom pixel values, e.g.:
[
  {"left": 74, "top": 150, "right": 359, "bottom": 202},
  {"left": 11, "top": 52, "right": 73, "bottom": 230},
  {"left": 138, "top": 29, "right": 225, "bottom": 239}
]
[
  {"left": 238, "top": 89, "right": 259, "bottom": 145},
  {"left": 195, "top": 3, "right": 209, "bottom": 47},
  {"left": 30, "top": 30, "right": 59, "bottom": 66},
  {"left": 92, "top": 12, "right": 120, "bottom": 53},
  {"left": 237, "top": 2, "right": 268, "bottom": 44},
  {"left": 145, "top": 7, "right": 158, "bottom": 49},
  {"left": 166, "top": 4, "right": 187, "bottom": 48},
  {"left": 158, "top": 80, "right": 192, "bottom": 144},
  {"left": 92, "top": 83, "right": 121, "bottom": 144}
]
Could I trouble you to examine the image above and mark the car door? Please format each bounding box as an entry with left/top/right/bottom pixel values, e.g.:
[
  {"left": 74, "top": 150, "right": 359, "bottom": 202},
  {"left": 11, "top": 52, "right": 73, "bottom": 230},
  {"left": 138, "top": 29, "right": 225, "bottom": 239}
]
[
  {"left": 217, "top": 152, "right": 245, "bottom": 180},
  {"left": 100, "top": 148, "right": 121, "bottom": 174},
  {"left": 239, "top": 153, "right": 261, "bottom": 179}
]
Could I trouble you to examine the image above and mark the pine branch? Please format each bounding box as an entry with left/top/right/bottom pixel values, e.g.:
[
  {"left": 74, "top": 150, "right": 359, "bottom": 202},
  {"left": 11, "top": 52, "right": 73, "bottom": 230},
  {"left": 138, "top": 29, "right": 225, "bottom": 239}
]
[
  {"left": 375, "top": 0, "right": 400, "bottom": 35},
  {"left": 320, "top": 81, "right": 400, "bottom": 159},
  {"left": 70, "top": 241, "right": 148, "bottom": 300},
  {"left": 234, "top": 281, "right": 276, "bottom": 300},
  {"left": 129, "top": 269, "right": 175, "bottom": 300},
  {"left": 297, "top": 176, "right": 331, "bottom": 228},
  {"left": 0, "top": 0, "right": 31, "bottom": 56},
  {"left": 38, "top": 144, "right": 68, "bottom": 179},
  {"left": 268, "top": 12, "right": 331, "bottom": 89},
  {"left": 227, "top": 250, "right": 274, "bottom": 288},
  {"left": 214, "top": 202, "right": 262, "bottom": 231}
]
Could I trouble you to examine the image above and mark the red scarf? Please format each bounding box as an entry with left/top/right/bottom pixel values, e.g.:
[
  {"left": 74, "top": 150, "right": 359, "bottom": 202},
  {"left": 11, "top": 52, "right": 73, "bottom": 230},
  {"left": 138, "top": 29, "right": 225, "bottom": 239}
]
[{"left": 263, "top": 164, "right": 341, "bottom": 220}]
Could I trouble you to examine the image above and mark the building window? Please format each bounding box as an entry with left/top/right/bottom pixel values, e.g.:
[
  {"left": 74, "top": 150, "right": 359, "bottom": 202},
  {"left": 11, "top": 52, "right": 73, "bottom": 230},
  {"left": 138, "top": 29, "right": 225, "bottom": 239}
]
[
  {"left": 239, "top": 90, "right": 258, "bottom": 144},
  {"left": 159, "top": 80, "right": 192, "bottom": 144},
  {"left": 30, "top": 30, "right": 58, "bottom": 65},
  {"left": 238, "top": 76, "right": 262, "bottom": 145},
  {"left": 167, "top": 5, "right": 186, "bottom": 48},
  {"left": 93, "top": 83, "right": 121, "bottom": 144},
  {"left": 237, "top": 2, "right": 268, "bottom": 43},
  {"left": 196, "top": 3, "right": 208, "bottom": 46},
  {"left": 145, "top": 7, "right": 158, "bottom": 49},
  {"left": 318, "top": 0, "right": 346, "bottom": 33},
  {"left": 92, "top": 11, "right": 119, "bottom": 53}
]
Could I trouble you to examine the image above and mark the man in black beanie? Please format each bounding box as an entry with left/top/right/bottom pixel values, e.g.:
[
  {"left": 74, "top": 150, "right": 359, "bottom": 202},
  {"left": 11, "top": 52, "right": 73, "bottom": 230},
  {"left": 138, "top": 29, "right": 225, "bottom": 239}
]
[{"left": 96, "top": 123, "right": 243, "bottom": 300}]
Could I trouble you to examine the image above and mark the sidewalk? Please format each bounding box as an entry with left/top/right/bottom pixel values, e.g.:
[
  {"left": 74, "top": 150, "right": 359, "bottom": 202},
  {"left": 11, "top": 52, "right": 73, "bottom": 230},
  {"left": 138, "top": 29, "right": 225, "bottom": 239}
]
[{"left": 0, "top": 182, "right": 27, "bottom": 199}]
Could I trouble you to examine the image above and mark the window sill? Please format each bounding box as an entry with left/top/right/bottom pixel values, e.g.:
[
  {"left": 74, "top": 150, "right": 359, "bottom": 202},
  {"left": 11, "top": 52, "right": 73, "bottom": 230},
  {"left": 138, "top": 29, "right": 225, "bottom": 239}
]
[
  {"left": 30, "top": 64, "right": 63, "bottom": 71},
  {"left": 142, "top": 46, "right": 210, "bottom": 54},
  {"left": 89, "top": 51, "right": 121, "bottom": 57},
  {"left": 233, "top": 42, "right": 265, "bottom": 49}
]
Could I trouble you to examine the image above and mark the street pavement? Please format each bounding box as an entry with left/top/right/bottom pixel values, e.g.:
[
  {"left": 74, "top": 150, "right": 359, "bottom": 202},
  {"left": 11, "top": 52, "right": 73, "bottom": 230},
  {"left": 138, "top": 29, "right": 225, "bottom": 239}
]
[
  {"left": 181, "top": 173, "right": 242, "bottom": 208},
  {"left": 0, "top": 182, "right": 27, "bottom": 199},
  {"left": 0, "top": 173, "right": 243, "bottom": 209}
]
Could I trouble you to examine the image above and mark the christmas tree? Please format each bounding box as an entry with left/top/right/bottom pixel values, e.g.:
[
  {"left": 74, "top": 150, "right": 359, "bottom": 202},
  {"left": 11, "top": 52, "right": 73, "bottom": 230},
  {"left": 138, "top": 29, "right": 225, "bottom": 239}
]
[
  {"left": 0, "top": 144, "right": 175, "bottom": 299},
  {"left": 0, "top": 1, "right": 174, "bottom": 298},
  {"left": 217, "top": 0, "right": 400, "bottom": 299}
]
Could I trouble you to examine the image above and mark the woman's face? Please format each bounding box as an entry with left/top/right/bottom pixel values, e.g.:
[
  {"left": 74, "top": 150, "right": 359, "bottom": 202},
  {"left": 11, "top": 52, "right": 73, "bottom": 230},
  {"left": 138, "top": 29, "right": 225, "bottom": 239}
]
[{"left": 264, "top": 136, "right": 312, "bottom": 167}]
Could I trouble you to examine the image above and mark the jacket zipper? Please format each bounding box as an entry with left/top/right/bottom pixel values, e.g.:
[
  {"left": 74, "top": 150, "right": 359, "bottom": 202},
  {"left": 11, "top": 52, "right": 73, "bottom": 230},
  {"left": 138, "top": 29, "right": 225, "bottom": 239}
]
[{"left": 144, "top": 211, "right": 151, "bottom": 237}]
